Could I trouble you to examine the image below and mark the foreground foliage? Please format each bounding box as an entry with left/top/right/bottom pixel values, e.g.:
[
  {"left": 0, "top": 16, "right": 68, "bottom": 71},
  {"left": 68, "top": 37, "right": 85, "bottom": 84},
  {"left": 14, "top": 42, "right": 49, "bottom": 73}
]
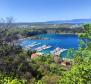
[
  {"left": 0, "top": 23, "right": 91, "bottom": 84},
  {"left": 0, "top": 73, "right": 26, "bottom": 84}
]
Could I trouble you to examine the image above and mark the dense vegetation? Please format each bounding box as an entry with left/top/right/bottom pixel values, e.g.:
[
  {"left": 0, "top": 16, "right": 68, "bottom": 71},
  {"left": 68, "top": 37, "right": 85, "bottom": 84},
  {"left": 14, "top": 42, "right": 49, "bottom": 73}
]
[{"left": 0, "top": 18, "right": 91, "bottom": 84}]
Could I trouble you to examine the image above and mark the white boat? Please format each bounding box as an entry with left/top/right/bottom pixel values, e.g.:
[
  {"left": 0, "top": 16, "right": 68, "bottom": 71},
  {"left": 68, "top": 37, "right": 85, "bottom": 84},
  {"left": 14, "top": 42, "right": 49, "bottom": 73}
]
[
  {"left": 25, "top": 42, "right": 41, "bottom": 47},
  {"left": 50, "top": 47, "right": 61, "bottom": 53},
  {"left": 38, "top": 46, "right": 52, "bottom": 51},
  {"left": 50, "top": 48, "right": 67, "bottom": 55},
  {"left": 35, "top": 45, "right": 52, "bottom": 51},
  {"left": 31, "top": 42, "right": 37, "bottom": 44},
  {"left": 24, "top": 42, "right": 41, "bottom": 49},
  {"left": 43, "top": 45, "right": 52, "bottom": 50},
  {"left": 28, "top": 43, "right": 41, "bottom": 47},
  {"left": 35, "top": 45, "right": 46, "bottom": 50},
  {"left": 22, "top": 41, "right": 27, "bottom": 44}
]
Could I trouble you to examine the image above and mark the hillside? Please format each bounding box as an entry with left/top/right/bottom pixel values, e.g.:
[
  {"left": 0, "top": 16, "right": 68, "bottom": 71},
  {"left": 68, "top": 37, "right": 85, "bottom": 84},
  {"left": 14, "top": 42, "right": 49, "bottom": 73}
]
[{"left": 46, "top": 19, "right": 91, "bottom": 24}]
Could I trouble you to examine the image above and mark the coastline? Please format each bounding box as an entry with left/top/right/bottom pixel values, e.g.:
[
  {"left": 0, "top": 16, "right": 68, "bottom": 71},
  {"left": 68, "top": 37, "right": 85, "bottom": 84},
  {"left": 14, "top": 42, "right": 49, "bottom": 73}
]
[{"left": 18, "top": 33, "right": 80, "bottom": 40}]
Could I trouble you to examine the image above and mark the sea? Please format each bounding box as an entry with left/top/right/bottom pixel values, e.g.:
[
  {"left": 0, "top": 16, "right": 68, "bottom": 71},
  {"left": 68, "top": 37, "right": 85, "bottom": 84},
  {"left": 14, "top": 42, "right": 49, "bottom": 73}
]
[{"left": 19, "top": 34, "right": 83, "bottom": 58}]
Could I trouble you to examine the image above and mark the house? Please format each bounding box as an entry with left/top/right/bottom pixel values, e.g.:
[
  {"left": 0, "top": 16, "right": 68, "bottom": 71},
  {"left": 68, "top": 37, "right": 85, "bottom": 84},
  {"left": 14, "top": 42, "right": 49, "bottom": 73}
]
[
  {"left": 31, "top": 52, "right": 43, "bottom": 59},
  {"left": 31, "top": 53, "right": 39, "bottom": 59}
]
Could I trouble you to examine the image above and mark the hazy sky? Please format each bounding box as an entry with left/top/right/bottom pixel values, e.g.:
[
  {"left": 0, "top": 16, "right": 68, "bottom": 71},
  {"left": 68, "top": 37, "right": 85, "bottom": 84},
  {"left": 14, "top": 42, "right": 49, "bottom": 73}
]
[{"left": 0, "top": 0, "right": 91, "bottom": 22}]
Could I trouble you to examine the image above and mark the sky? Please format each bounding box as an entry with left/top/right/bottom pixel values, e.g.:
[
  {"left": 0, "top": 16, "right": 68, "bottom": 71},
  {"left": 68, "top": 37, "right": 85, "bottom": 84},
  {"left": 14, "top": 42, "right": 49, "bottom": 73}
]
[{"left": 0, "top": 0, "right": 91, "bottom": 22}]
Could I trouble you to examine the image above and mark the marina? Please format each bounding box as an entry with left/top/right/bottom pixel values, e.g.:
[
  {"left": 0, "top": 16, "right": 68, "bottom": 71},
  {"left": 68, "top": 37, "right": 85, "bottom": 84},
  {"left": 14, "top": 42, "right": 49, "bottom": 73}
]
[
  {"left": 23, "top": 42, "right": 41, "bottom": 49},
  {"left": 35, "top": 45, "right": 52, "bottom": 51},
  {"left": 50, "top": 47, "right": 68, "bottom": 55},
  {"left": 19, "top": 34, "right": 80, "bottom": 58}
]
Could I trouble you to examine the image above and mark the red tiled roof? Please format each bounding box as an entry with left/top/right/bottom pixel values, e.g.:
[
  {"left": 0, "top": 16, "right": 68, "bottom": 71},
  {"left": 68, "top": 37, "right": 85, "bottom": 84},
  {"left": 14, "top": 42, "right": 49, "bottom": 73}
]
[{"left": 31, "top": 53, "right": 39, "bottom": 58}]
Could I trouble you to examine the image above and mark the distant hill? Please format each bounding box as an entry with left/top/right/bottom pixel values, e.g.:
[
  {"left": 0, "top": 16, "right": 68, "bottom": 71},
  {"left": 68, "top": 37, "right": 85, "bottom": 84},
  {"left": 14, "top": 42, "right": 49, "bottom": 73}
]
[
  {"left": 0, "top": 19, "right": 91, "bottom": 25},
  {"left": 46, "top": 19, "right": 91, "bottom": 24}
]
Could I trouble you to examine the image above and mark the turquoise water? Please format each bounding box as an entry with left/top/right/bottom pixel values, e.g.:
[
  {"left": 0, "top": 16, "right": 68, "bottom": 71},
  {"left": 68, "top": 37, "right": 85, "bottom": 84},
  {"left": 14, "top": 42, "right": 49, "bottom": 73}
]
[{"left": 19, "top": 34, "right": 80, "bottom": 58}]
